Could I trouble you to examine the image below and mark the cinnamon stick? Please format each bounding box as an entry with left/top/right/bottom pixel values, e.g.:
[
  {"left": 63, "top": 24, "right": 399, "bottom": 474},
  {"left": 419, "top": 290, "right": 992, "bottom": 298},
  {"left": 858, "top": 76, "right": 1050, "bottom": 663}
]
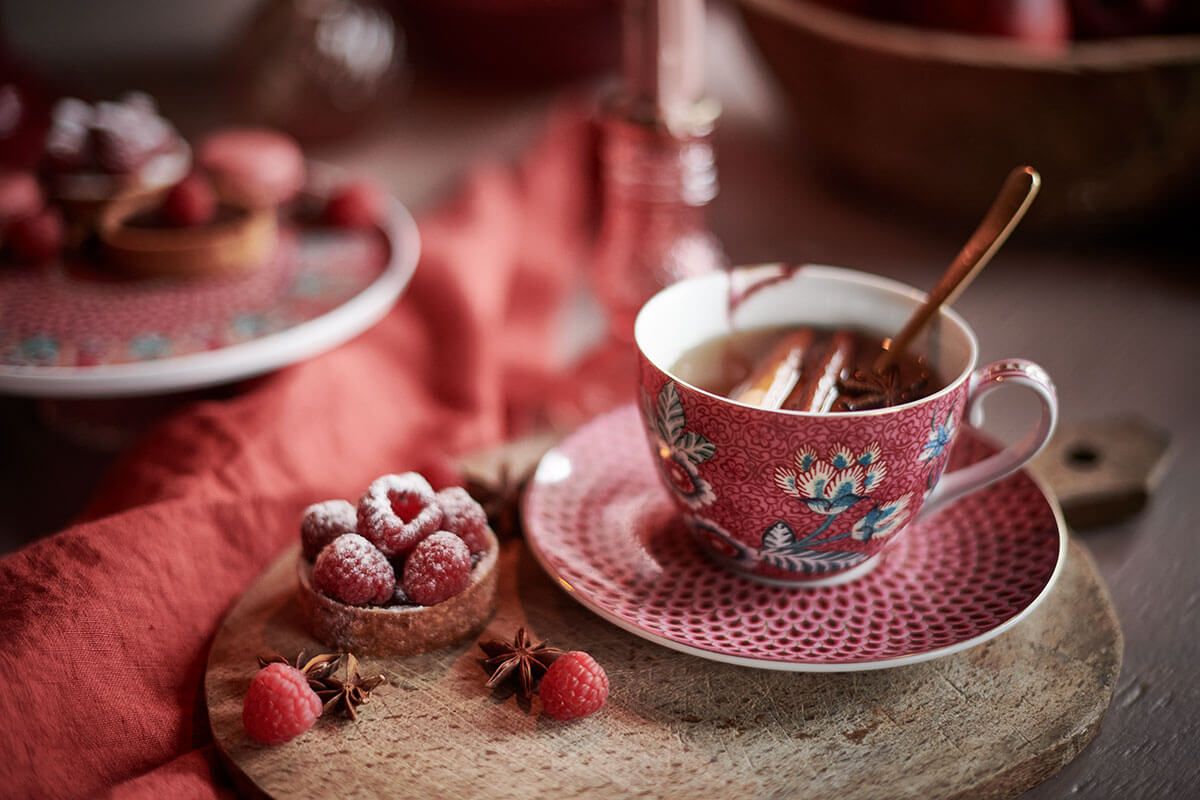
[
  {"left": 732, "top": 329, "right": 814, "bottom": 409},
  {"left": 785, "top": 331, "right": 856, "bottom": 413}
]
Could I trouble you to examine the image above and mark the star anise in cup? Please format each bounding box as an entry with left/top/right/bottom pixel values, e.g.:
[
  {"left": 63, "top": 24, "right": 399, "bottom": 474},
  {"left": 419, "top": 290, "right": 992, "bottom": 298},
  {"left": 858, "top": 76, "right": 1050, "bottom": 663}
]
[
  {"left": 836, "top": 365, "right": 930, "bottom": 411},
  {"left": 479, "top": 627, "right": 563, "bottom": 698},
  {"left": 314, "top": 652, "right": 386, "bottom": 721}
]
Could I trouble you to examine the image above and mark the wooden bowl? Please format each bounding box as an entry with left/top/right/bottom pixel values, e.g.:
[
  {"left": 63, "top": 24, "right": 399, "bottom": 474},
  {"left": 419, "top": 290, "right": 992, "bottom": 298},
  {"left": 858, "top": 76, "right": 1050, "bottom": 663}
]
[{"left": 738, "top": 0, "right": 1200, "bottom": 227}]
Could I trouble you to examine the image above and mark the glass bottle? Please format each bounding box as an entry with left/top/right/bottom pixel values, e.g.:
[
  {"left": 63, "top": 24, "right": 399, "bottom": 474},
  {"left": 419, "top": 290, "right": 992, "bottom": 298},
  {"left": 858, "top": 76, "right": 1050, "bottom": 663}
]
[
  {"left": 593, "top": 0, "right": 725, "bottom": 339},
  {"left": 593, "top": 99, "right": 726, "bottom": 340}
]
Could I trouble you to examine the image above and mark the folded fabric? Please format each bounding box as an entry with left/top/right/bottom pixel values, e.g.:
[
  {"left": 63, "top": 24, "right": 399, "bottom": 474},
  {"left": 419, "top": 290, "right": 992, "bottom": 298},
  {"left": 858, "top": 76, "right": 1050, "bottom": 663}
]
[{"left": 0, "top": 105, "right": 613, "bottom": 799}]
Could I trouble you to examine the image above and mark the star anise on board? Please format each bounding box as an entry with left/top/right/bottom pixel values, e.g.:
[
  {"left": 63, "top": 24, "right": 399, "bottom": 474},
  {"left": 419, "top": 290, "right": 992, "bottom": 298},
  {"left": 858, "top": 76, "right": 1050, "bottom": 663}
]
[
  {"left": 836, "top": 365, "right": 930, "bottom": 411},
  {"left": 258, "top": 651, "right": 342, "bottom": 689},
  {"left": 479, "top": 627, "right": 563, "bottom": 698},
  {"left": 465, "top": 463, "right": 534, "bottom": 540},
  {"left": 314, "top": 652, "right": 386, "bottom": 721}
]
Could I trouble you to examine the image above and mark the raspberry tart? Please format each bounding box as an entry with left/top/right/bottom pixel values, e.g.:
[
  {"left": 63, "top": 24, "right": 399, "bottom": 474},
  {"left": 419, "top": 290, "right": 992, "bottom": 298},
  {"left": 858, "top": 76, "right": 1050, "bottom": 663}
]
[
  {"left": 296, "top": 472, "right": 499, "bottom": 655},
  {"left": 97, "top": 177, "right": 277, "bottom": 278}
]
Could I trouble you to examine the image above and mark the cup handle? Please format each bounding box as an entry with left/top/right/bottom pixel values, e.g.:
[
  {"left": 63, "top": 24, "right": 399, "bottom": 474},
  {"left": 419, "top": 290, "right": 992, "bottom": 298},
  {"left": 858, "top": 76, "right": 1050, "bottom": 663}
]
[{"left": 919, "top": 359, "right": 1058, "bottom": 518}]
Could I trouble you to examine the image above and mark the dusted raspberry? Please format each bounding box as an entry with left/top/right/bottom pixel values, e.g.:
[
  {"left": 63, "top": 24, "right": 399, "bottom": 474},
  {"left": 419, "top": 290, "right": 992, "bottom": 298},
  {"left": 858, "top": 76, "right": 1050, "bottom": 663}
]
[
  {"left": 402, "top": 531, "right": 471, "bottom": 606},
  {"left": 44, "top": 98, "right": 93, "bottom": 171},
  {"left": 91, "top": 98, "right": 173, "bottom": 173},
  {"left": 163, "top": 173, "right": 217, "bottom": 226},
  {"left": 323, "top": 180, "right": 386, "bottom": 229},
  {"left": 8, "top": 208, "right": 64, "bottom": 265},
  {"left": 538, "top": 651, "right": 609, "bottom": 721},
  {"left": 242, "top": 663, "right": 322, "bottom": 744},
  {"left": 301, "top": 499, "right": 358, "bottom": 562},
  {"left": 358, "top": 473, "right": 443, "bottom": 557},
  {"left": 313, "top": 533, "right": 395, "bottom": 606},
  {"left": 434, "top": 487, "right": 490, "bottom": 554}
]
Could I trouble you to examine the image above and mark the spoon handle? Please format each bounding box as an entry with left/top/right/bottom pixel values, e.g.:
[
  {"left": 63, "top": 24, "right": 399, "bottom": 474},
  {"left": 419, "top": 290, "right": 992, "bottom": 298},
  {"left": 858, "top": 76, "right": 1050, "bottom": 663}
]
[{"left": 875, "top": 165, "right": 1041, "bottom": 373}]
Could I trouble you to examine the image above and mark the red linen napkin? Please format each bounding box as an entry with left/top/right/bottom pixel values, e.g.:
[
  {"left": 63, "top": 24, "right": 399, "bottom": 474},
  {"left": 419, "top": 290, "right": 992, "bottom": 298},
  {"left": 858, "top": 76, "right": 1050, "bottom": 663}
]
[{"left": 0, "top": 105, "right": 622, "bottom": 799}]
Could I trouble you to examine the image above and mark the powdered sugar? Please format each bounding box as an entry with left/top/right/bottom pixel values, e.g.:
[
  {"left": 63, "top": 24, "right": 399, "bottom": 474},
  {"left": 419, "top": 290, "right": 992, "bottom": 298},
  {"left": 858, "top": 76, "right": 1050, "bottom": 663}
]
[
  {"left": 313, "top": 533, "right": 395, "bottom": 606},
  {"left": 358, "top": 473, "right": 443, "bottom": 557},
  {"left": 301, "top": 499, "right": 358, "bottom": 562}
]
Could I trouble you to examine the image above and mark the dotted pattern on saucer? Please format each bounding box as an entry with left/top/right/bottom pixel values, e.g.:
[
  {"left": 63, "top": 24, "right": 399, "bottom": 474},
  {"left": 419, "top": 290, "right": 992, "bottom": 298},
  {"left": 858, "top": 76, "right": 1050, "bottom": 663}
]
[
  {"left": 0, "top": 227, "right": 387, "bottom": 368},
  {"left": 524, "top": 405, "right": 1061, "bottom": 666}
]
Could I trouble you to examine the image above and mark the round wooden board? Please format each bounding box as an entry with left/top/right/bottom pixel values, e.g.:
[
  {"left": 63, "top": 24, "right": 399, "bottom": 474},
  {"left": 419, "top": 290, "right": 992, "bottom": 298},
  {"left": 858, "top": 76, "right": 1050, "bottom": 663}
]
[{"left": 207, "top": 539, "right": 1121, "bottom": 800}]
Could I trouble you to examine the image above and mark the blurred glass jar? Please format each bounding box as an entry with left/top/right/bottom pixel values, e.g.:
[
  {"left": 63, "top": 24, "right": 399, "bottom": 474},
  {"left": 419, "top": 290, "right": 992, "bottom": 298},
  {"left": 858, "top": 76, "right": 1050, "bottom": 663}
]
[
  {"left": 593, "top": 104, "right": 727, "bottom": 340},
  {"left": 231, "top": 0, "right": 407, "bottom": 142}
]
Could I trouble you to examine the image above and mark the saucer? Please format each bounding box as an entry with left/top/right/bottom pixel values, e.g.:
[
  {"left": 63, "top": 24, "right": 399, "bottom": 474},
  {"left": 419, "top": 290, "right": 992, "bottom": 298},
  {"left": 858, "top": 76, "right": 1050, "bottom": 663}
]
[{"left": 523, "top": 405, "right": 1066, "bottom": 672}]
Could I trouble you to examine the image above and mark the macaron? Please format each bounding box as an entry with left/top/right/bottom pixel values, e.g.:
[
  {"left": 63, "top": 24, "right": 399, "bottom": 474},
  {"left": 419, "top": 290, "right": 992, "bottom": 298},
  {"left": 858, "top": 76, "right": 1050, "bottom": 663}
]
[{"left": 198, "top": 128, "right": 305, "bottom": 208}]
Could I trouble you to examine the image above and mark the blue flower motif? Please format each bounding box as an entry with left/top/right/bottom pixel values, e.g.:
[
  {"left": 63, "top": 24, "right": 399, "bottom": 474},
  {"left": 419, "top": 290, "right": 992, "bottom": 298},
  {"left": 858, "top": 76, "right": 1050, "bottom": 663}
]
[
  {"left": 851, "top": 493, "right": 913, "bottom": 542},
  {"left": 129, "top": 333, "right": 170, "bottom": 360},
  {"left": 20, "top": 334, "right": 58, "bottom": 365},
  {"left": 776, "top": 443, "right": 885, "bottom": 516},
  {"left": 232, "top": 313, "right": 270, "bottom": 338},
  {"left": 291, "top": 271, "right": 324, "bottom": 297},
  {"left": 919, "top": 410, "right": 957, "bottom": 463}
]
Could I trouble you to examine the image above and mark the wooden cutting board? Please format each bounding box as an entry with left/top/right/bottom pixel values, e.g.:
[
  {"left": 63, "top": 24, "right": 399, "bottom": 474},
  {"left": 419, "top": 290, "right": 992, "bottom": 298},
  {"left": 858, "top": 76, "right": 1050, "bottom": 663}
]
[{"left": 206, "top": 536, "right": 1120, "bottom": 800}]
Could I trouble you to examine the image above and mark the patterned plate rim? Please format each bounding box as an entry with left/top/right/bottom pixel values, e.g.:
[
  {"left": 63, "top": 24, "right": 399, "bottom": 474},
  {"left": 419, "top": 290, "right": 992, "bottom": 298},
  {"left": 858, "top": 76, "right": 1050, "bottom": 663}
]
[
  {"left": 523, "top": 404, "right": 1068, "bottom": 673},
  {"left": 0, "top": 169, "right": 420, "bottom": 399}
]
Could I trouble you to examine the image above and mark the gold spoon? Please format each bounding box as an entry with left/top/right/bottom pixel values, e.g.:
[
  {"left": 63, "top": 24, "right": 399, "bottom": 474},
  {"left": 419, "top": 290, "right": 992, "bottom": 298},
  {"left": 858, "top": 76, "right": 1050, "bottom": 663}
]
[{"left": 875, "top": 165, "right": 1041, "bottom": 373}]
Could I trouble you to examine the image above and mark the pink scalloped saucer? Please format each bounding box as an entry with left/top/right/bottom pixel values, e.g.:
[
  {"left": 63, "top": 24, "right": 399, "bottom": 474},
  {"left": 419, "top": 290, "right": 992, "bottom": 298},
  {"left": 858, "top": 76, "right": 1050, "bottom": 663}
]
[{"left": 523, "top": 405, "right": 1066, "bottom": 672}]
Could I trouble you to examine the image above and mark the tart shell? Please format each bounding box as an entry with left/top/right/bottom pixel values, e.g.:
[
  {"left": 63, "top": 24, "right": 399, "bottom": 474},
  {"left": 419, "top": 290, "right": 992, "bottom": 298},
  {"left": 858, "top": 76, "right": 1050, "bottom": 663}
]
[
  {"left": 296, "top": 527, "right": 499, "bottom": 656},
  {"left": 98, "top": 191, "right": 277, "bottom": 278}
]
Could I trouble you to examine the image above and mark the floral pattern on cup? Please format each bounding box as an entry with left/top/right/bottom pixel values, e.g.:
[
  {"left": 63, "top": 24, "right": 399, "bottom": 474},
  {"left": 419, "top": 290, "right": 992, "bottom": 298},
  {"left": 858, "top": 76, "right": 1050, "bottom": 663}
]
[
  {"left": 920, "top": 409, "right": 957, "bottom": 492},
  {"left": 753, "top": 444, "right": 917, "bottom": 575},
  {"left": 636, "top": 359, "right": 972, "bottom": 583},
  {"left": 774, "top": 444, "right": 888, "bottom": 516},
  {"left": 758, "top": 520, "right": 869, "bottom": 576},
  {"left": 920, "top": 409, "right": 957, "bottom": 464},
  {"left": 643, "top": 382, "right": 716, "bottom": 509}
]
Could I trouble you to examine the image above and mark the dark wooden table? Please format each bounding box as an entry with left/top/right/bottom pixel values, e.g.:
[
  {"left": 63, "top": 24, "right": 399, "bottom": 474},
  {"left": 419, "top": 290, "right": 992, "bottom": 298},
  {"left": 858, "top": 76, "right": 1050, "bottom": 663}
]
[{"left": 3, "top": 9, "right": 1196, "bottom": 799}]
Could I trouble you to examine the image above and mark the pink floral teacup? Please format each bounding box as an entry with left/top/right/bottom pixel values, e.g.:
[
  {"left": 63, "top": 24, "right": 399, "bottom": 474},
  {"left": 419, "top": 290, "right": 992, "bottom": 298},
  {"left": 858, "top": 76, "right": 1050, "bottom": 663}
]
[{"left": 634, "top": 264, "right": 1058, "bottom": 586}]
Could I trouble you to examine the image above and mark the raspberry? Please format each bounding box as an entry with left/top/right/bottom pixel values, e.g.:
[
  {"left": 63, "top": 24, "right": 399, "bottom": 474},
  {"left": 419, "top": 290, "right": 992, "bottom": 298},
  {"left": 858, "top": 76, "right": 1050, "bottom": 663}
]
[
  {"left": 402, "top": 531, "right": 471, "bottom": 606},
  {"left": 242, "top": 662, "right": 322, "bottom": 744},
  {"left": 301, "top": 499, "right": 357, "bottom": 562},
  {"left": 0, "top": 170, "right": 43, "bottom": 225},
  {"left": 538, "top": 651, "right": 609, "bottom": 721},
  {"left": 163, "top": 173, "right": 217, "bottom": 226},
  {"left": 313, "top": 533, "right": 395, "bottom": 606},
  {"left": 358, "top": 473, "right": 443, "bottom": 557},
  {"left": 323, "top": 180, "right": 385, "bottom": 229},
  {"left": 8, "top": 208, "right": 64, "bottom": 265},
  {"left": 435, "top": 487, "right": 490, "bottom": 554}
]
